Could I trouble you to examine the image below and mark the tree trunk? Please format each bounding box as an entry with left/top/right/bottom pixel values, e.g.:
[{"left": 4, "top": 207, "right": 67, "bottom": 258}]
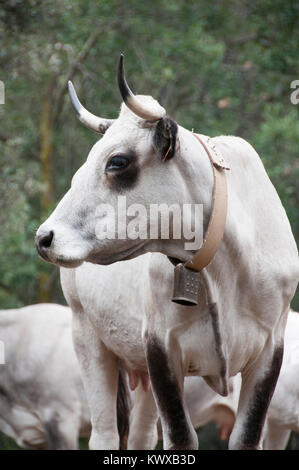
[{"left": 37, "top": 78, "right": 56, "bottom": 303}]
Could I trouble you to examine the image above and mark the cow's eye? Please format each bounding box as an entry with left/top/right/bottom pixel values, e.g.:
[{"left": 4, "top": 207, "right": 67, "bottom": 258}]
[{"left": 105, "top": 155, "right": 130, "bottom": 172}]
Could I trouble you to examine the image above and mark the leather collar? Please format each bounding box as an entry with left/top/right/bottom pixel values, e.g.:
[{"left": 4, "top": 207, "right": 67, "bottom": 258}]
[{"left": 185, "top": 132, "right": 230, "bottom": 272}]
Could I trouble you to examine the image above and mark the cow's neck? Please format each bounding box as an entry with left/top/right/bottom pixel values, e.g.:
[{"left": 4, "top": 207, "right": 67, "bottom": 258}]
[{"left": 151, "top": 125, "right": 216, "bottom": 264}]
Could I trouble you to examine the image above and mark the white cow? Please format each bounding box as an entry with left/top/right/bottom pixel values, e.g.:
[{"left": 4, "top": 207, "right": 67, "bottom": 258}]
[
  {"left": 0, "top": 303, "right": 91, "bottom": 449},
  {"left": 182, "top": 375, "right": 239, "bottom": 444},
  {"left": 1, "top": 302, "right": 296, "bottom": 451},
  {"left": 183, "top": 311, "right": 299, "bottom": 450},
  {"left": 263, "top": 310, "right": 299, "bottom": 449},
  {"left": 36, "top": 56, "right": 299, "bottom": 450}
]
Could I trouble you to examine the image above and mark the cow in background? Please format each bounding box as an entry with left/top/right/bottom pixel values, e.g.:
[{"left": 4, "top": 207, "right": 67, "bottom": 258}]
[
  {"left": 0, "top": 304, "right": 91, "bottom": 449},
  {"left": 1, "top": 302, "right": 297, "bottom": 450},
  {"left": 183, "top": 310, "right": 299, "bottom": 450}
]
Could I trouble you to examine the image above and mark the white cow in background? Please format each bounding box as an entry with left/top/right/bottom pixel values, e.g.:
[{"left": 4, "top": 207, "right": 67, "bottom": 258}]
[
  {"left": 183, "top": 310, "right": 299, "bottom": 450},
  {"left": 0, "top": 302, "right": 297, "bottom": 450},
  {"left": 263, "top": 310, "right": 299, "bottom": 449},
  {"left": 0, "top": 303, "right": 91, "bottom": 449},
  {"left": 183, "top": 375, "right": 239, "bottom": 444}
]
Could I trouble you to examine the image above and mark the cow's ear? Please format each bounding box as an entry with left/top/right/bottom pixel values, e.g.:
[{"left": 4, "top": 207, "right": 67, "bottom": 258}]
[{"left": 153, "top": 117, "right": 178, "bottom": 161}]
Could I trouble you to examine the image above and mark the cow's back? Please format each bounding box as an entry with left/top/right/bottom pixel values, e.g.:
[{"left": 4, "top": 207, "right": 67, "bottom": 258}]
[
  {"left": 212, "top": 135, "right": 298, "bottom": 264},
  {"left": 209, "top": 135, "right": 298, "bottom": 326}
]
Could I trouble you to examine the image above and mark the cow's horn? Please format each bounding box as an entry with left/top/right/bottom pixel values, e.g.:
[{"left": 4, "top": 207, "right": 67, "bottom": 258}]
[
  {"left": 68, "top": 81, "right": 114, "bottom": 134},
  {"left": 117, "top": 54, "right": 166, "bottom": 122}
]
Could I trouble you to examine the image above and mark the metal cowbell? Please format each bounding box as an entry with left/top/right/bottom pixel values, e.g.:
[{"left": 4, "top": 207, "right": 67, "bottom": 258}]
[{"left": 172, "top": 263, "right": 199, "bottom": 306}]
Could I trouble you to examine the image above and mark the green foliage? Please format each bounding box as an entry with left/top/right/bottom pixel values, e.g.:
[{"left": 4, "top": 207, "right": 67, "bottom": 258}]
[{"left": 0, "top": 432, "right": 21, "bottom": 450}]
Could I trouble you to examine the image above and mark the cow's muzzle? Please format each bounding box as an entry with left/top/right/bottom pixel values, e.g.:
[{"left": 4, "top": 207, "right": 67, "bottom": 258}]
[{"left": 35, "top": 230, "right": 54, "bottom": 261}]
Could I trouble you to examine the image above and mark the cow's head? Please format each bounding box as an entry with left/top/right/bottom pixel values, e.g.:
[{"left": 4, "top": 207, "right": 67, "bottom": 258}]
[{"left": 35, "top": 55, "right": 199, "bottom": 268}]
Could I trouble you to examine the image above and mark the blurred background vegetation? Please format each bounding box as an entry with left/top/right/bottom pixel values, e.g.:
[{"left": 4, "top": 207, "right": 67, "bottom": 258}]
[{"left": 0, "top": 0, "right": 298, "bottom": 450}]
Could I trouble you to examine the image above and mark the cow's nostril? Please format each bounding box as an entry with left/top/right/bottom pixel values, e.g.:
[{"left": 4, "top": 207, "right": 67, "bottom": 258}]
[{"left": 38, "top": 230, "right": 54, "bottom": 250}]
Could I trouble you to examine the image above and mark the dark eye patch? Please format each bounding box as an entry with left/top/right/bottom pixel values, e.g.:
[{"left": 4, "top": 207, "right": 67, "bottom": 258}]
[
  {"left": 105, "top": 155, "right": 130, "bottom": 172},
  {"left": 104, "top": 151, "right": 139, "bottom": 192}
]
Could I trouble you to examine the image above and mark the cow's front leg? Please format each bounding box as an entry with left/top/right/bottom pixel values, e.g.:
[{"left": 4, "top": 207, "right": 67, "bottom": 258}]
[
  {"left": 72, "top": 309, "right": 119, "bottom": 450},
  {"left": 128, "top": 382, "right": 159, "bottom": 450},
  {"left": 229, "top": 342, "right": 284, "bottom": 450},
  {"left": 144, "top": 333, "right": 198, "bottom": 450}
]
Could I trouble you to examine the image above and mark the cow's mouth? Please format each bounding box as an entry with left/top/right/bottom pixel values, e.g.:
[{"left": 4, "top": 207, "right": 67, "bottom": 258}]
[
  {"left": 50, "top": 256, "right": 84, "bottom": 268},
  {"left": 36, "top": 247, "right": 83, "bottom": 268},
  {"left": 36, "top": 233, "right": 148, "bottom": 268},
  {"left": 35, "top": 236, "right": 84, "bottom": 268},
  {"left": 86, "top": 240, "right": 148, "bottom": 266},
  {"left": 35, "top": 228, "right": 92, "bottom": 268}
]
